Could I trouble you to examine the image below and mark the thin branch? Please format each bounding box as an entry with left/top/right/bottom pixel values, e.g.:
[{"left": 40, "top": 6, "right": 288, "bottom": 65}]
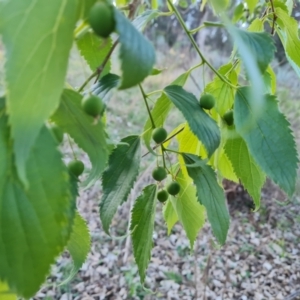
[
  {"left": 269, "top": 0, "right": 277, "bottom": 35},
  {"left": 167, "top": 0, "right": 236, "bottom": 89},
  {"left": 78, "top": 39, "right": 119, "bottom": 93}
]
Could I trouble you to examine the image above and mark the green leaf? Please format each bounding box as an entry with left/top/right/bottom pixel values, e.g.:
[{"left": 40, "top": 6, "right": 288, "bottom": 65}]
[
  {"left": 227, "top": 26, "right": 275, "bottom": 118},
  {"left": 130, "top": 184, "right": 157, "bottom": 282},
  {"left": 90, "top": 73, "right": 120, "bottom": 102},
  {"left": 164, "top": 85, "right": 220, "bottom": 156},
  {"left": 183, "top": 154, "right": 230, "bottom": 245},
  {"left": 79, "top": 0, "right": 96, "bottom": 20},
  {"left": 0, "top": 0, "right": 80, "bottom": 184},
  {"left": 51, "top": 89, "right": 109, "bottom": 187},
  {"left": 275, "top": 8, "right": 300, "bottom": 78},
  {"left": 234, "top": 87, "right": 298, "bottom": 196},
  {"left": 64, "top": 212, "right": 91, "bottom": 285},
  {"left": 217, "top": 148, "right": 239, "bottom": 183},
  {"left": 246, "top": 0, "right": 258, "bottom": 13},
  {"left": 114, "top": 8, "right": 155, "bottom": 89},
  {"left": 232, "top": 28, "right": 275, "bottom": 74},
  {"left": 232, "top": 3, "right": 244, "bottom": 23},
  {"left": 0, "top": 281, "right": 17, "bottom": 300},
  {"left": 133, "top": 10, "right": 160, "bottom": 31},
  {"left": 248, "top": 18, "right": 264, "bottom": 32},
  {"left": 100, "top": 135, "right": 141, "bottom": 234},
  {"left": 0, "top": 112, "right": 74, "bottom": 297},
  {"left": 163, "top": 199, "right": 178, "bottom": 235},
  {"left": 169, "top": 171, "right": 205, "bottom": 249},
  {"left": 76, "top": 32, "right": 112, "bottom": 73},
  {"left": 143, "top": 71, "right": 190, "bottom": 154},
  {"left": 177, "top": 124, "right": 206, "bottom": 178},
  {"left": 210, "top": 0, "right": 230, "bottom": 12},
  {"left": 205, "top": 63, "right": 237, "bottom": 116},
  {"left": 263, "top": 66, "right": 276, "bottom": 95},
  {"left": 224, "top": 132, "right": 265, "bottom": 208}
]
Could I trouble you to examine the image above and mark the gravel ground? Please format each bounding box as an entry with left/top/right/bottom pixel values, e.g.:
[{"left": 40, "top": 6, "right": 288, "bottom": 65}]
[{"left": 35, "top": 170, "right": 300, "bottom": 300}]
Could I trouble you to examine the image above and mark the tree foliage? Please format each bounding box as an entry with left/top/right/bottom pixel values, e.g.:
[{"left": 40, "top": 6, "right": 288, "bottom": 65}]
[{"left": 0, "top": 0, "right": 299, "bottom": 297}]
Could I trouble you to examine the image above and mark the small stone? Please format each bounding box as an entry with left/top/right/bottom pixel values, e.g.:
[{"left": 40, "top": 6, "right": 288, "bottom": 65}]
[{"left": 263, "top": 261, "right": 273, "bottom": 271}]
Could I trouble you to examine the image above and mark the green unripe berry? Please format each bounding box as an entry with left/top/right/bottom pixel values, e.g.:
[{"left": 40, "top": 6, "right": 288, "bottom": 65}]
[
  {"left": 223, "top": 110, "right": 234, "bottom": 126},
  {"left": 89, "top": 2, "right": 115, "bottom": 38},
  {"left": 167, "top": 181, "right": 181, "bottom": 196},
  {"left": 152, "top": 167, "right": 167, "bottom": 181},
  {"left": 152, "top": 127, "right": 168, "bottom": 144},
  {"left": 200, "top": 93, "right": 215, "bottom": 110},
  {"left": 68, "top": 160, "right": 85, "bottom": 177},
  {"left": 50, "top": 124, "right": 64, "bottom": 144},
  {"left": 81, "top": 94, "right": 105, "bottom": 117},
  {"left": 157, "top": 190, "right": 169, "bottom": 203}
]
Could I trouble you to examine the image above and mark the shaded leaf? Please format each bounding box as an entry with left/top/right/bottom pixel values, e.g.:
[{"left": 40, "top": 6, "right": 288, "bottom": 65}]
[
  {"left": 130, "top": 184, "right": 157, "bottom": 282},
  {"left": 100, "top": 135, "right": 141, "bottom": 233},
  {"left": 0, "top": 0, "right": 80, "bottom": 184},
  {"left": 0, "top": 112, "right": 74, "bottom": 297},
  {"left": 133, "top": 10, "right": 160, "bottom": 31},
  {"left": 164, "top": 85, "right": 220, "bottom": 156},
  {"left": 234, "top": 87, "right": 298, "bottom": 196},
  {"left": 90, "top": 73, "right": 120, "bottom": 103},
  {"left": 232, "top": 28, "right": 275, "bottom": 74},
  {"left": 114, "top": 9, "right": 155, "bottom": 89},
  {"left": 183, "top": 154, "right": 230, "bottom": 245},
  {"left": 51, "top": 89, "right": 109, "bottom": 187}
]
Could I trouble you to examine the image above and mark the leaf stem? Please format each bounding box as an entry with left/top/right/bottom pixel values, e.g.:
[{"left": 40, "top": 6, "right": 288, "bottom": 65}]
[
  {"left": 139, "top": 84, "right": 156, "bottom": 129},
  {"left": 78, "top": 39, "right": 119, "bottom": 93},
  {"left": 164, "top": 148, "right": 183, "bottom": 155},
  {"left": 146, "top": 89, "right": 163, "bottom": 97},
  {"left": 167, "top": 0, "right": 236, "bottom": 89},
  {"left": 189, "top": 22, "right": 224, "bottom": 34},
  {"left": 67, "top": 135, "right": 77, "bottom": 160},
  {"left": 161, "top": 146, "right": 167, "bottom": 169}
]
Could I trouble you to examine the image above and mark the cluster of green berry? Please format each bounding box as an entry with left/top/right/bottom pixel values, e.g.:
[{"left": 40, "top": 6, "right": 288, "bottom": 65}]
[
  {"left": 151, "top": 127, "right": 181, "bottom": 203},
  {"left": 199, "top": 93, "right": 234, "bottom": 126}
]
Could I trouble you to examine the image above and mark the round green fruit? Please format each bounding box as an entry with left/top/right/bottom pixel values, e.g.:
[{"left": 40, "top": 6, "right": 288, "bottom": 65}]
[
  {"left": 89, "top": 2, "right": 115, "bottom": 38},
  {"left": 81, "top": 94, "right": 104, "bottom": 117},
  {"left": 200, "top": 93, "right": 215, "bottom": 110},
  {"left": 152, "top": 167, "right": 167, "bottom": 181},
  {"left": 223, "top": 110, "right": 234, "bottom": 126},
  {"left": 157, "top": 190, "right": 169, "bottom": 203},
  {"left": 167, "top": 181, "right": 181, "bottom": 196},
  {"left": 50, "top": 124, "right": 64, "bottom": 144},
  {"left": 68, "top": 160, "right": 85, "bottom": 177},
  {"left": 152, "top": 127, "right": 168, "bottom": 144}
]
